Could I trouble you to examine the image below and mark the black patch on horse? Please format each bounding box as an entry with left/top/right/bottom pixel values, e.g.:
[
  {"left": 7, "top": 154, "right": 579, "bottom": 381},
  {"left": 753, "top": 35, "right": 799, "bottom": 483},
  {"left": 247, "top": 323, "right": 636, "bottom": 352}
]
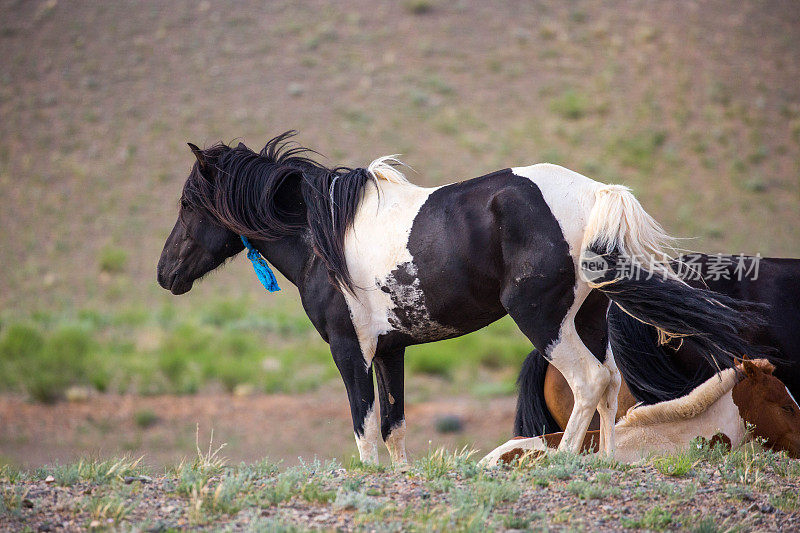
[{"left": 401, "top": 170, "right": 575, "bottom": 349}]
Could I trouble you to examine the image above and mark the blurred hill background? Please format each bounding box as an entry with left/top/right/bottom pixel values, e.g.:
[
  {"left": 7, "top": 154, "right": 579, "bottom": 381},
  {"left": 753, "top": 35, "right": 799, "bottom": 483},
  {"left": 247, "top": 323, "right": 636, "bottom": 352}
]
[{"left": 0, "top": 0, "right": 798, "bottom": 465}]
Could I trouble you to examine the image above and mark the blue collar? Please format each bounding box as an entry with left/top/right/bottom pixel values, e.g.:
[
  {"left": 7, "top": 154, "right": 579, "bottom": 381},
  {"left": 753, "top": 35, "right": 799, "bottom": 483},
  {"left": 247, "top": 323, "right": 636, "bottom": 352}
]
[{"left": 240, "top": 236, "right": 280, "bottom": 292}]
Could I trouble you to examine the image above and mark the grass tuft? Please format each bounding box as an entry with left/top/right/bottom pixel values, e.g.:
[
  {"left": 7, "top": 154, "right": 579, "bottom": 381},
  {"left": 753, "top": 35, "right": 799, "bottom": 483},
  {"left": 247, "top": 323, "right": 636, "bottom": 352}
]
[
  {"left": 651, "top": 453, "right": 697, "bottom": 477},
  {"left": 413, "top": 447, "right": 476, "bottom": 480},
  {"left": 622, "top": 506, "right": 673, "bottom": 530},
  {"left": 98, "top": 246, "right": 128, "bottom": 274},
  {"left": 550, "top": 90, "right": 590, "bottom": 120},
  {"left": 566, "top": 479, "right": 621, "bottom": 500},
  {"left": 37, "top": 455, "right": 145, "bottom": 486}
]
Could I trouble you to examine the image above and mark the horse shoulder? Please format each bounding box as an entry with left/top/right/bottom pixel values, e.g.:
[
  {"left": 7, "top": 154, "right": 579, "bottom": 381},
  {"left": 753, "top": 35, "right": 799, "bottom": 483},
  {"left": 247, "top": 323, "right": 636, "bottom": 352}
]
[{"left": 339, "top": 182, "right": 442, "bottom": 362}]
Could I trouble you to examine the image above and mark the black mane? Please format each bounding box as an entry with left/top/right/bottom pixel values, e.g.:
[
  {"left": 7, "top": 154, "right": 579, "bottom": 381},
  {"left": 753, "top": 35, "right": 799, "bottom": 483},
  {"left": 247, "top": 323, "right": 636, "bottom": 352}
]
[
  {"left": 182, "top": 131, "right": 378, "bottom": 293},
  {"left": 302, "top": 166, "right": 378, "bottom": 293}
]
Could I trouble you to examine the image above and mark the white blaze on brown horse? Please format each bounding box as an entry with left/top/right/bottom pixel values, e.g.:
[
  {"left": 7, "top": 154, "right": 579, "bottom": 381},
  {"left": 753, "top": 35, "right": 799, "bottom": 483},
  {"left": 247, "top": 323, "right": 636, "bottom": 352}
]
[{"left": 482, "top": 359, "right": 800, "bottom": 466}]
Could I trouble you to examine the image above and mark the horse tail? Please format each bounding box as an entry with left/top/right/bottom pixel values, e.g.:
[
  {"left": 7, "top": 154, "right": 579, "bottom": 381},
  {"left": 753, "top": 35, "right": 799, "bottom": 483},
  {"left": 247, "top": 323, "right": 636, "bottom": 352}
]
[
  {"left": 580, "top": 185, "right": 764, "bottom": 374},
  {"left": 514, "top": 349, "right": 562, "bottom": 437},
  {"left": 607, "top": 303, "right": 715, "bottom": 404}
]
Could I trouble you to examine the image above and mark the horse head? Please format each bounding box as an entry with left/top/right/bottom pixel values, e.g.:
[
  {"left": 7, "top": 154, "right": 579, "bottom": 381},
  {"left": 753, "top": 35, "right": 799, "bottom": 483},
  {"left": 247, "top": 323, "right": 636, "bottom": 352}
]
[
  {"left": 156, "top": 143, "right": 244, "bottom": 295},
  {"left": 732, "top": 359, "right": 800, "bottom": 458}
]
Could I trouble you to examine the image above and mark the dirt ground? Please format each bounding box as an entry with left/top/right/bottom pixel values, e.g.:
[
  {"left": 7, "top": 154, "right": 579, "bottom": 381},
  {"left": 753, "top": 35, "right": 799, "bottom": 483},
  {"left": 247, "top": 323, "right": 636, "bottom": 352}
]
[
  {"left": 3, "top": 391, "right": 800, "bottom": 531},
  {"left": 0, "top": 388, "right": 516, "bottom": 469},
  {"left": 2, "top": 0, "right": 799, "bottom": 317},
  {"left": 2, "top": 434, "right": 799, "bottom": 532}
]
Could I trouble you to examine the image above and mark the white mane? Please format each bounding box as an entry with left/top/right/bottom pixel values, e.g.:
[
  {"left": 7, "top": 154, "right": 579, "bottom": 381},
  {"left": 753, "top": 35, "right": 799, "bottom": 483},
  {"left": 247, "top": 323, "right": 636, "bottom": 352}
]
[
  {"left": 367, "top": 155, "right": 412, "bottom": 185},
  {"left": 618, "top": 368, "right": 741, "bottom": 428}
]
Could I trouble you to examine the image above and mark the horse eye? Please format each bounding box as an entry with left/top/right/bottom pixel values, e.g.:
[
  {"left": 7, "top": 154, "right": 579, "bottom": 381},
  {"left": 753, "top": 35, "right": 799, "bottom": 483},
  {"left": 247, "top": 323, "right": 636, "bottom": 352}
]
[
  {"left": 782, "top": 405, "right": 794, "bottom": 413},
  {"left": 180, "top": 199, "right": 189, "bottom": 209}
]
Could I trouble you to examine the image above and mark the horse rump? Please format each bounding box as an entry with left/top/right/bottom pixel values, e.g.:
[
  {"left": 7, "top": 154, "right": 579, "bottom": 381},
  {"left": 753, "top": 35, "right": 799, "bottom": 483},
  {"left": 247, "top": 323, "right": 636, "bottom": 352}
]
[{"left": 580, "top": 185, "right": 768, "bottom": 375}]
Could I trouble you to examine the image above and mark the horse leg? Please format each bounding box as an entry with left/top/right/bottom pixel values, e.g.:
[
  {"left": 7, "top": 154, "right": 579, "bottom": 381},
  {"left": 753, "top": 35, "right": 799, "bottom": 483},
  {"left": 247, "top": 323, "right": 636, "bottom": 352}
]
[
  {"left": 573, "top": 290, "right": 616, "bottom": 455},
  {"left": 596, "top": 345, "right": 621, "bottom": 456},
  {"left": 502, "top": 278, "right": 610, "bottom": 454},
  {"left": 330, "top": 336, "right": 380, "bottom": 464},
  {"left": 548, "top": 317, "right": 611, "bottom": 453},
  {"left": 374, "top": 349, "right": 407, "bottom": 466}
]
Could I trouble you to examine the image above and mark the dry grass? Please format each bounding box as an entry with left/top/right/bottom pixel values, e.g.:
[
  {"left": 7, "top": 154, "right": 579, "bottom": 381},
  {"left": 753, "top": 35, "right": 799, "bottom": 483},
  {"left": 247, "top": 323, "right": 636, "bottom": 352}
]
[{"left": 2, "top": 443, "right": 799, "bottom": 530}]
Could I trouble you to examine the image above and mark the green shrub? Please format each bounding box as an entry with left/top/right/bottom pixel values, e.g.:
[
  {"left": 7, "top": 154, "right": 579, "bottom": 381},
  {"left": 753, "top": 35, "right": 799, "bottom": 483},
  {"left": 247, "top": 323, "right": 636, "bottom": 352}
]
[
  {"left": 404, "top": 0, "right": 433, "bottom": 15},
  {"left": 253, "top": 469, "right": 304, "bottom": 506},
  {"left": 24, "top": 325, "right": 93, "bottom": 403},
  {"left": 550, "top": 90, "right": 589, "bottom": 120},
  {"left": 0, "top": 323, "right": 44, "bottom": 361},
  {"left": 0, "top": 323, "right": 45, "bottom": 389},
  {"left": 134, "top": 409, "right": 159, "bottom": 429},
  {"left": 98, "top": 246, "right": 128, "bottom": 274}
]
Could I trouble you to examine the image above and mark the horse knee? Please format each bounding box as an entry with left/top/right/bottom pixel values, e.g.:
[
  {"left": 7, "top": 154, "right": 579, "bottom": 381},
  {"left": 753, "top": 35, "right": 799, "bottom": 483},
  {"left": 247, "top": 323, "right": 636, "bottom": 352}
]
[{"left": 574, "top": 365, "right": 611, "bottom": 404}]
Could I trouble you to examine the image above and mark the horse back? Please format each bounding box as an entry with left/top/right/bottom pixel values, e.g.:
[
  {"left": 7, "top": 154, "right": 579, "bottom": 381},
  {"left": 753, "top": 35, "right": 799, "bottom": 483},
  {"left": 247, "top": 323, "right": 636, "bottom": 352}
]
[{"left": 341, "top": 167, "right": 582, "bottom": 354}]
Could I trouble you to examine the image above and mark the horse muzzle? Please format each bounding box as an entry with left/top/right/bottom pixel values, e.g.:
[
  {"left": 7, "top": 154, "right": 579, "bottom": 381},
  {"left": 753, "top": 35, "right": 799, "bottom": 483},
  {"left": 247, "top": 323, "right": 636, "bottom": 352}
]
[{"left": 157, "top": 262, "right": 194, "bottom": 295}]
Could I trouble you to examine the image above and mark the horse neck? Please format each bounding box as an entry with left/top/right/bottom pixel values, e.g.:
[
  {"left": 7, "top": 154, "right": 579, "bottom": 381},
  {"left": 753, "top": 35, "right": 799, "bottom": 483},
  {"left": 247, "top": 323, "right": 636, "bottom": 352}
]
[
  {"left": 250, "top": 233, "right": 314, "bottom": 287},
  {"left": 240, "top": 162, "right": 327, "bottom": 287}
]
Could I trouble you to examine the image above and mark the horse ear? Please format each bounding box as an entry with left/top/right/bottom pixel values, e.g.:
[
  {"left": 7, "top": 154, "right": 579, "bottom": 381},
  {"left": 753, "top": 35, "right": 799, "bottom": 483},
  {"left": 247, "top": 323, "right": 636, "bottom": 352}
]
[
  {"left": 742, "top": 360, "right": 760, "bottom": 377},
  {"left": 188, "top": 143, "right": 207, "bottom": 169},
  {"left": 237, "top": 142, "right": 250, "bottom": 151}
]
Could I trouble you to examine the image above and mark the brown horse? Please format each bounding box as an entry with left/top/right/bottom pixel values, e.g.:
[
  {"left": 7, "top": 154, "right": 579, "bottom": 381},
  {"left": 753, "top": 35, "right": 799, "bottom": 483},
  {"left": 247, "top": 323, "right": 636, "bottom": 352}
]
[{"left": 482, "top": 359, "right": 800, "bottom": 466}]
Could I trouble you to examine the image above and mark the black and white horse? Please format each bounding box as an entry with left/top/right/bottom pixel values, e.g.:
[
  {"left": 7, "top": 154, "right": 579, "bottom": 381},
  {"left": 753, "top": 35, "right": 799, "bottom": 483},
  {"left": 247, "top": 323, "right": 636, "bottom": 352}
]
[{"left": 157, "top": 132, "right": 759, "bottom": 464}]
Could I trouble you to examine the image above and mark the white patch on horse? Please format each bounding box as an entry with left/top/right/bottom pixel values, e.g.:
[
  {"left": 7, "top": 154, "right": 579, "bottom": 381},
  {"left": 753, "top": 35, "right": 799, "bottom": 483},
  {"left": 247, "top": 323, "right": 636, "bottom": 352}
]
[
  {"left": 355, "top": 402, "right": 380, "bottom": 464},
  {"left": 379, "top": 261, "right": 460, "bottom": 342},
  {"left": 340, "top": 160, "right": 454, "bottom": 365},
  {"left": 384, "top": 419, "right": 408, "bottom": 465}
]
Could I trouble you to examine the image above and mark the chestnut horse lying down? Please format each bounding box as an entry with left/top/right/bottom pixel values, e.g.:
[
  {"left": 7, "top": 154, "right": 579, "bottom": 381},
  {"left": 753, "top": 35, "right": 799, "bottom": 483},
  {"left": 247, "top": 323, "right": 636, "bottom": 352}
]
[{"left": 481, "top": 359, "right": 800, "bottom": 466}]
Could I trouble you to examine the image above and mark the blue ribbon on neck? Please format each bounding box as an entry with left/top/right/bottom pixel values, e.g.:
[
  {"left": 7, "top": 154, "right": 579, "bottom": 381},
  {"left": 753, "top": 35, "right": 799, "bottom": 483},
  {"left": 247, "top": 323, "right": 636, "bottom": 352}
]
[{"left": 240, "top": 236, "right": 280, "bottom": 292}]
